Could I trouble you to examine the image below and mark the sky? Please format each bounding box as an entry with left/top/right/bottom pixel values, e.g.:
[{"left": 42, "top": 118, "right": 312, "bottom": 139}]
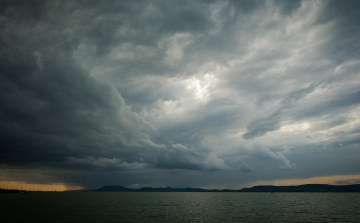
[{"left": 1, "top": 0, "right": 360, "bottom": 191}]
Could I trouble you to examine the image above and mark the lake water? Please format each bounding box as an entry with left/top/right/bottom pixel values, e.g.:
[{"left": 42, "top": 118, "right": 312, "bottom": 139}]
[{"left": 1, "top": 192, "right": 360, "bottom": 222}]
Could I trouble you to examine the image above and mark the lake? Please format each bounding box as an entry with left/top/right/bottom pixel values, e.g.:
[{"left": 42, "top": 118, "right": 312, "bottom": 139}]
[{"left": 1, "top": 192, "right": 360, "bottom": 222}]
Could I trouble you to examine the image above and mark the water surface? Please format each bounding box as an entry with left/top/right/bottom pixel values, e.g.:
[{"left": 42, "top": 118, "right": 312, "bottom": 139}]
[{"left": 1, "top": 192, "right": 360, "bottom": 222}]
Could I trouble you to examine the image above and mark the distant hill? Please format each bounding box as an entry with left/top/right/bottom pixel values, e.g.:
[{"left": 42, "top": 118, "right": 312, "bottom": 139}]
[
  {"left": 87, "top": 184, "right": 360, "bottom": 192},
  {"left": 239, "top": 184, "right": 360, "bottom": 192},
  {"left": 0, "top": 188, "right": 27, "bottom": 193},
  {"left": 91, "top": 186, "right": 224, "bottom": 192},
  {"left": 92, "top": 185, "right": 135, "bottom": 192},
  {"left": 136, "top": 187, "right": 223, "bottom": 192}
]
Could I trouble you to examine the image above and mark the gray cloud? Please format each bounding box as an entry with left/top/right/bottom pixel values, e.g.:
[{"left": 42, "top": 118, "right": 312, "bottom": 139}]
[
  {"left": 243, "top": 112, "right": 282, "bottom": 139},
  {"left": 1, "top": 0, "right": 360, "bottom": 189},
  {"left": 244, "top": 84, "right": 317, "bottom": 139}
]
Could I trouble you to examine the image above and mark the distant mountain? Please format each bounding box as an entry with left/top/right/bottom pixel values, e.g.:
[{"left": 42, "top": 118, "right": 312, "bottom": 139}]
[
  {"left": 136, "top": 187, "right": 224, "bottom": 192},
  {"left": 87, "top": 184, "right": 360, "bottom": 192},
  {"left": 239, "top": 184, "right": 360, "bottom": 192},
  {"left": 92, "top": 185, "right": 135, "bottom": 192},
  {"left": 91, "top": 186, "right": 223, "bottom": 192}
]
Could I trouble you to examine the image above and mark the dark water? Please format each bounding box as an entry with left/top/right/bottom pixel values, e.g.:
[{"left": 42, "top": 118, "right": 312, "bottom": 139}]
[{"left": 1, "top": 192, "right": 360, "bottom": 222}]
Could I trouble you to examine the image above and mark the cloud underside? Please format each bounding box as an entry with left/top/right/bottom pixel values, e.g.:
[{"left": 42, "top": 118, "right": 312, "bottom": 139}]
[{"left": 1, "top": 0, "right": 360, "bottom": 188}]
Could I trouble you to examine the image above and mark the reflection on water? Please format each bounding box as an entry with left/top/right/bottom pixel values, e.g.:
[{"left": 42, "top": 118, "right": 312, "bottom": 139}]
[{"left": 1, "top": 192, "right": 360, "bottom": 222}]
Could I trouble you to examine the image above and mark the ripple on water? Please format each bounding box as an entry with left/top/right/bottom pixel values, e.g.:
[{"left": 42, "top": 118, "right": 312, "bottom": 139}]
[{"left": 1, "top": 192, "right": 360, "bottom": 222}]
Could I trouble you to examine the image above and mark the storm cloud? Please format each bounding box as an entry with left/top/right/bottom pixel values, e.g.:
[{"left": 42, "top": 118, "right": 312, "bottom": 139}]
[{"left": 1, "top": 0, "right": 360, "bottom": 189}]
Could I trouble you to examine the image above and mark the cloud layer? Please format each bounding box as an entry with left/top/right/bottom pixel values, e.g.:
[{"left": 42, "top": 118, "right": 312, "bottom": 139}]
[{"left": 1, "top": 0, "right": 360, "bottom": 189}]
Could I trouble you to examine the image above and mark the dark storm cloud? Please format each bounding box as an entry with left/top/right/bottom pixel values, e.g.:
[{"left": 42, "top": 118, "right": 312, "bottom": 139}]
[
  {"left": 0, "top": 0, "right": 227, "bottom": 173},
  {"left": 1, "top": 0, "right": 360, "bottom": 189}
]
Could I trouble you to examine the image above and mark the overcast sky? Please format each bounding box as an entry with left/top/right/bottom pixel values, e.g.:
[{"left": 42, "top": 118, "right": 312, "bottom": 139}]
[{"left": 1, "top": 0, "right": 360, "bottom": 190}]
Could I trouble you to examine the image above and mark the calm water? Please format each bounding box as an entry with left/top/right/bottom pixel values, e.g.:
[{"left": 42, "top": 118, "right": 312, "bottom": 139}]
[{"left": 1, "top": 192, "right": 360, "bottom": 222}]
